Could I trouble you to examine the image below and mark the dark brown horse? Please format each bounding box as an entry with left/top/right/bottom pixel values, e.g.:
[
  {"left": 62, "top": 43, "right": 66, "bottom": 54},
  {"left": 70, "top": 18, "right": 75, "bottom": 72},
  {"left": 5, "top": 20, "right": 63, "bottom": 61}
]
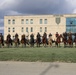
[
  {"left": 21, "top": 34, "right": 27, "bottom": 47},
  {"left": 74, "top": 33, "right": 76, "bottom": 47},
  {"left": 5, "top": 34, "right": 13, "bottom": 47},
  {"left": 14, "top": 33, "right": 20, "bottom": 47},
  {"left": 55, "top": 32, "right": 62, "bottom": 47},
  {"left": 62, "top": 32, "right": 68, "bottom": 47},
  {"left": 0, "top": 33, "right": 4, "bottom": 47},
  {"left": 55, "top": 34, "right": 62, "bottom": 47},
  {"left": 67, "top": 32, "right": 73, "bottom": 47},
  {"left": 30, "top": 34, "right": 34, "bottom": 47},
  {"left": 36, "top": 32, "right": 41, "bottom": 47},
  {"left": 42, "top": 32, "right": 47, "bottom": 47}
]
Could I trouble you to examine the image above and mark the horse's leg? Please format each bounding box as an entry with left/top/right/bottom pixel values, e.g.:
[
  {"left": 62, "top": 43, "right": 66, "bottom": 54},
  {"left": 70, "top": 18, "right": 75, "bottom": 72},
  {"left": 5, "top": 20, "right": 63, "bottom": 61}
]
[
  {"left": 75, "top": 42, "right": 76, "bottom": 47},
  {"left": 0, "top": 43, "right": 1, "bottom": 48},
  {"left": 24, "top": 42, "right": 26, "bottom": 47},
  {"left": 55, "top": 41, "right": 58, "bottom": 47},
  {"left": 37, "top": 43, "right": 38, "bottom": 47},
  {"left": 64, "top": 42, "right": 66, "bottom": 48},
  {"left": 59, "top": 43, "right": 60, "bottom": 47},
  {"left": 15, "top": 43, "right": 17, "bottom": 48}
]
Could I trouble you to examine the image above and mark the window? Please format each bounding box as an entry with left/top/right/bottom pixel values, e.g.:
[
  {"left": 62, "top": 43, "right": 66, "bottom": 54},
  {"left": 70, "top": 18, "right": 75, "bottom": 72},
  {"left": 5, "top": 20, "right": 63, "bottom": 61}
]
[
  {"left": 26, "top": 27, "right": 28, "bottom": 32},
  {"left": 66, "top": 18, "right": 76, "bottom": 33},
  {"left": 21, "top": 27, "right": 24, "bottom": 32},
  {"left": 12, "top": 28, "right": 15, "bottom": 32},
  {"left": 45, "top": 27, "right": 47, "bottom": 32},
  {"left": 8, "top": 28, "right": 10, "bottom": 32},
  {"left": 26, "top": 19, "right": 29, "bottom": 24},
  {"left": 30, "top": 19, "right": 33, "bottom": 24},
  {"left": 21, "top": 19, "right": 24, "bottom": 24},
  {"left": 44, "top": 19, "right": 47, "bottom": 24},
  {"left": 8, "top": 20, "right": 11, "bottom": 24},
  {"left": 40, "top": 27, "right": 42, "bottom": 32},
  {"left": 40, "top": 19, "right": 42, "bottom": 24},
  {"left": 12, "top": 19, "right": 15, "bottom": 24},
  {"left": 31, "top": 27, "right": 33, "bottom": 32}
]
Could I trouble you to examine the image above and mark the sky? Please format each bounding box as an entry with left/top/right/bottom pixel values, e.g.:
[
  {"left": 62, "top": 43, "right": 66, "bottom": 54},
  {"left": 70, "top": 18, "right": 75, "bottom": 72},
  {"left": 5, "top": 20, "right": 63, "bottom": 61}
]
[{"left": 0, "top": 0, "right": 76, "bottom": 34}]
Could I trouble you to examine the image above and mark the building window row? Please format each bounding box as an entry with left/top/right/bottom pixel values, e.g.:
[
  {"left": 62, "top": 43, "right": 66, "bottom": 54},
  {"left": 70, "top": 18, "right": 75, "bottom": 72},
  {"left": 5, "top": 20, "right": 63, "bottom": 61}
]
[
  {"left": 21, "top": 27, "right": 33, "bottom": 32},
  {"left": 40, "top": 19, "right": 47, "bottom": 24},
  {"left": 8, "top": 19, "right": 15, "bottom": 24},
  {"left": 8, "top": 19, "right": 47, "bottom": 24},
  {"left": 8, "top": 27, "right": 47, "bottom": 33},
  {"left": 8, "top": 27, "right": 15, "bottom": 32},
  {"left": 40, "top": 27, "right": 47, "bottom": 32},
  {"left": 21, "top": 19, "right": 33, "bottom": 24}
]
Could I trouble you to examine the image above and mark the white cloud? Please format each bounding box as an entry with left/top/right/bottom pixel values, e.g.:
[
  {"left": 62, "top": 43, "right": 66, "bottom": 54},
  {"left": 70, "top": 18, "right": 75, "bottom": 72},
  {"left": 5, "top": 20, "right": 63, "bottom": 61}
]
[
  {"left": 66, "top": 0, "right": 76, "bottom": 8},
  {"left": 6, "top": 10, "right": 22, "bottom": 15},
  {"left": 0, "top": 27, "right": 4, "bottom": 30},
  {"left": 72, "top": 9, "right": 76, "bottom": 13},
  {"left": 0, "top": 0, "right": 16, "bottom": 10},
  {"left": 0, "top": 19, "right": 3, "bottom": 23}
]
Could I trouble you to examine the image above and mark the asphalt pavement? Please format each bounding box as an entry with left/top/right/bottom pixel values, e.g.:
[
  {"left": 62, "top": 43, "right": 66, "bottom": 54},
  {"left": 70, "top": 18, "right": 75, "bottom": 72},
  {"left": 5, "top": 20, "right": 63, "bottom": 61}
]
[{"left": 0, "top": 61, "right": 76, "bottom": 75}]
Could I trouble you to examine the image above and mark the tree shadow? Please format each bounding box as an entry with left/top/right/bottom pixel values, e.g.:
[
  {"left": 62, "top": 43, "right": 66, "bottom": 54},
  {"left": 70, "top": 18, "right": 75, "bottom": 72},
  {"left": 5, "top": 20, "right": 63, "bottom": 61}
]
[{"left": 40, "top": 63, "right": 59, "bottom": 75}]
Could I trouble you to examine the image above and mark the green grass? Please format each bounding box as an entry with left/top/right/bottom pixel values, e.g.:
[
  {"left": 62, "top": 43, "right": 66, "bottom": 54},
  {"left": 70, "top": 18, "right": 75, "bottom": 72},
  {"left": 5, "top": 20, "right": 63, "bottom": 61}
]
[{"left": 0, "top": 47, "right": 76, "bottom": 62}]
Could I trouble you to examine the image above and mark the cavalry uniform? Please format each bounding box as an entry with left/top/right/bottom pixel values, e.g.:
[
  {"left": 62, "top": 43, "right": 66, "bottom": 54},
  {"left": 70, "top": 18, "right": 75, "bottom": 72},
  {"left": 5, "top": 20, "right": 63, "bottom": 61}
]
[
  {"left": 55, "top": 32, "right": 60, "bottom": 43},
  {"left": 15, "top": 33, "right": 18, "bottom": 38},
  {"left": 48, "top": 33, "right": 52, "bottom": 47},
  {"left": 30, "top": 33, "right": 34, "bottom": 47},
  {"left": 36, "top": 32, "right": 41, "bottom": 43},
  {"left": 0, "top": 33, "right": 4, "bottom": 46}
]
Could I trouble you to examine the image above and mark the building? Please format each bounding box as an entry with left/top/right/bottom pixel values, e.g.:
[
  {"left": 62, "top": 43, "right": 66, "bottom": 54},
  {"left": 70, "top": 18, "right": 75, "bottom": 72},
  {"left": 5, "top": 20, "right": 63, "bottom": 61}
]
[{"left": 4, "top": 14, "right": 76, "bottom": 40}]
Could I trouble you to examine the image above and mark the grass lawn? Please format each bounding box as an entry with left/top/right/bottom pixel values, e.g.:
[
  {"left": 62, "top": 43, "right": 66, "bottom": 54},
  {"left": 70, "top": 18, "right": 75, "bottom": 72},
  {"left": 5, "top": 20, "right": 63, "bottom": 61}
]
[{"left": 0, "top": 47, "right": 76, "bottom": 62}]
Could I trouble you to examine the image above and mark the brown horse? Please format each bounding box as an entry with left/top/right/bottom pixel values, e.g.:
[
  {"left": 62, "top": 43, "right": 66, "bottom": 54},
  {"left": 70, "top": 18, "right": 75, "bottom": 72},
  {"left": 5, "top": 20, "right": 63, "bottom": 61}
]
[
  {"left": 21, "top": 34, "right": 26, "bottom": 47},
  {"left": 55, "top": 32, "right": 62, "bottom": 47},
  {"left": 0, "top": 33, "right": 4, "bottom": 47},
  {"left": 67, "top": 32, "right": 73, "bottom": 47},
  {"left": 48, "top": 33, "right": 52, "bottom": 47},
  {"left": 62, "top": 32, "right": 68, "bottom": 47},
  {"left": 30, "top": 34, "right": 34, "bottom": 47},
  {"left": 74, "top": 33, "right": 76, "bottom": 47},
  {"left": 5, "top": 34, "right": 13, "bottom": 47},
  {"left": 42, "top": 32, "right": 47, "bottom": 47},
  {"left": 36, "top": 32, "right": 41, "bottom": 47},
  {"left": 14, "top": 33, "right": 20, "bottom": 47}
]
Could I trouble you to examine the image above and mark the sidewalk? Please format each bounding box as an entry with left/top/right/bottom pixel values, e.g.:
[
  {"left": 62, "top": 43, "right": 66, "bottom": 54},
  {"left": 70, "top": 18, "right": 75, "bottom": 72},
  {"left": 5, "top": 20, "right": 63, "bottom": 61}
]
[{"left": 0, "top": 61, "right": 76, "bottom": 75}]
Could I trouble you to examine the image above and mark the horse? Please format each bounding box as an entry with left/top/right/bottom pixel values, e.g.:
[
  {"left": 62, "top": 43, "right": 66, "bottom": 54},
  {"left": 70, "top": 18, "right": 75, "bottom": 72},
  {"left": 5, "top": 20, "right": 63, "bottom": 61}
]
[
  {"left": 14, "top": 33, "right": 20, "bottom": 47},
  {"left": 21, "top": 34, "right": 27, "bottom": 47},
  {"left": 36, "top": 33, "right": 41, "bottom": 47},
  {"left": 42, "top": 32, "right": 48, "bottom": 47},
  {"left": 55, "top": 34, "right": 62, "bottom": 47},
  {"left": 67, "top": 32, "right": 73, "bottom": 47},
  {"left": 55, "top": 32, "right": 62, "bottom": 47},
  {"left": 30, "top": 34, "right": 34, "bottom": 47},
  {"left": 48, "top": 33, "right": 53, "bottom": 47},
  {"left": 62, "top": 32, "right": 68, "bottom": 47},
  {"left": 74, "top": 33, "right": 76, "bottom": 47},
  {"left": 5, "top": 34, "right": 13, "bottom": 47},
  {"left": 0, "top": 33, "right": 4, "bottom": 47}
]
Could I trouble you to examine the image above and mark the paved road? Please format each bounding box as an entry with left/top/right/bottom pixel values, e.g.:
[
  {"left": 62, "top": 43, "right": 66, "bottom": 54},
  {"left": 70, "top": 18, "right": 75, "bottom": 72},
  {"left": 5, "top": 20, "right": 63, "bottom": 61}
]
[{"left": 0, "top": 61, "right": 76, "bottom": 75}]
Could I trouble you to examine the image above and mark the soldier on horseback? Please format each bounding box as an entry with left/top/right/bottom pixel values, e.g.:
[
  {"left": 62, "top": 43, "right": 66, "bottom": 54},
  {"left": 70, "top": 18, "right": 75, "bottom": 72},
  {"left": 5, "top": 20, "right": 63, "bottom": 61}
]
[
  {"left": 74, "top": 33, "right": 76, "bottom": 47},
  {"left": 42, "top": 32, "right": 47, "bottom": 47},
  {"left": 48, "top": 33, "right": 52, "bottom": 47},
  {"left": 0, "top": 33, "right": 4, "bottom": 47},
  {"left": 36, "top": 32, "right": 41, "bottom": 47},
  {"left": 67, "top": 32, "right": 73, "bottom": 47},
  {"left": 62, "top": 32, "right": 68, "bottom": 47},
  {"left": 6, "top": 34, "right": 12, "bottom": 47},
  {"left": 30, "top": 33, "right": 34, "bottom": 47},
  {"left": 14, "top": 33, "right": 20, "bottom": 47}
]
